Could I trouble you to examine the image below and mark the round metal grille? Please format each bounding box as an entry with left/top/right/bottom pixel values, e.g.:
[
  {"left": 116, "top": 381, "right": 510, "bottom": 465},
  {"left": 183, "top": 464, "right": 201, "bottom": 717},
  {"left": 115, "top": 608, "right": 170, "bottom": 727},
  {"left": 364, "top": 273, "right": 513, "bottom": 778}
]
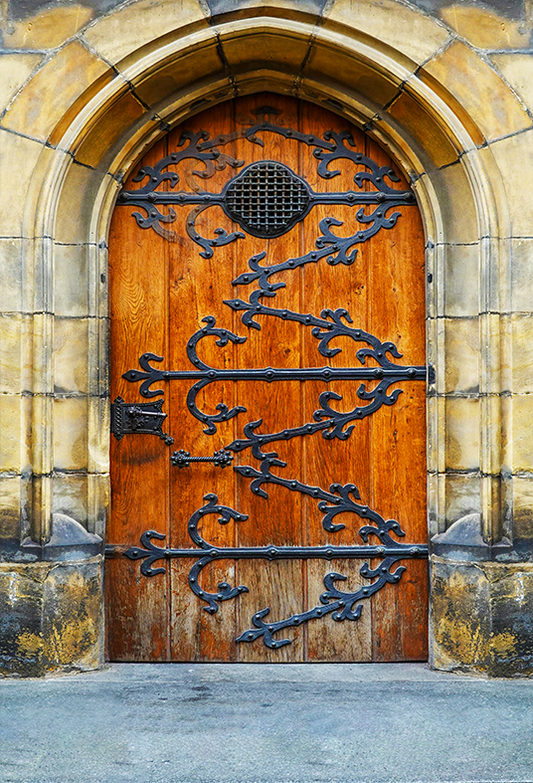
[{"left": 224, "top": 161, "right": 310, "bottom": 238}]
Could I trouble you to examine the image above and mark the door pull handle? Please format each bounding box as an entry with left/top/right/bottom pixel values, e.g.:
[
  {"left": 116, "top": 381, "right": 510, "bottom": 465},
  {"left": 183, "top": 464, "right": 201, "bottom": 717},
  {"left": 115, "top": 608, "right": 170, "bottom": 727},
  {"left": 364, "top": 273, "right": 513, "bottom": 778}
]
[{"left": 171, "top": 448, "right": 233, "bottom": 468}]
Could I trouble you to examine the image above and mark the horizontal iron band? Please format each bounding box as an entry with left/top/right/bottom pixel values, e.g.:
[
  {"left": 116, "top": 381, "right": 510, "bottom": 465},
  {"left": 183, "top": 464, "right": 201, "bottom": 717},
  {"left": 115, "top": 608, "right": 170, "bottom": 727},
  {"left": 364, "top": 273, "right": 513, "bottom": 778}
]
[
  {"left": 117, "top": 190, "right": 415, "bottom": 207},
  {"left": 155, "top": 366, "right": 428, "bottom": 382},
  {"left": 106, "top": 543, "right": 428, "bottom": 560}
]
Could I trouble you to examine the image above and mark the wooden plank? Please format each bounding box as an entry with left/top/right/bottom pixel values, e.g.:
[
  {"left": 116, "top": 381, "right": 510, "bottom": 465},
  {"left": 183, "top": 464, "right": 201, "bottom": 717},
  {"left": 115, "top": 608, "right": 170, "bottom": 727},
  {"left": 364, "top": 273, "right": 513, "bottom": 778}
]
[
  {"left": 299, "top": 102, "right": 374, "bottom": 662},
  {"left": 107, "top": 136, "right": 170, "bottom": 661},
  {"left": 167, "top": 101, "right": 239, "bottom": 661},
  {"left": 232, "top": 94, "right": 305, "bottom": 661},
  {"left": 364, "top": 136, "right": 428, "bottom": 661}
]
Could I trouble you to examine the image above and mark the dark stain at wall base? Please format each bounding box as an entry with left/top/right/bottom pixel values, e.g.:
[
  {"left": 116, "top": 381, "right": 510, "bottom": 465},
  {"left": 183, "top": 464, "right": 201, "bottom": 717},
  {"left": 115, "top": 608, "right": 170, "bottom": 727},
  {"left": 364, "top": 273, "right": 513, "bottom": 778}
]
[
  {"left": 431, "top": 556, "right": 533, "bottom": 677},
  {"left": 0, "top": 558, "right": 103, "bottom": 677}
]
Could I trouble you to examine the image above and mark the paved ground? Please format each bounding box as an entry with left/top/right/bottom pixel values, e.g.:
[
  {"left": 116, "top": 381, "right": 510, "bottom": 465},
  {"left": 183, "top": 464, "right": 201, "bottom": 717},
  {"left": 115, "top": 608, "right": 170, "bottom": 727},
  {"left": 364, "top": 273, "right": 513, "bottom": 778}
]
[{"left": 1, "top": 663, "right": 532, "bottom": 783}]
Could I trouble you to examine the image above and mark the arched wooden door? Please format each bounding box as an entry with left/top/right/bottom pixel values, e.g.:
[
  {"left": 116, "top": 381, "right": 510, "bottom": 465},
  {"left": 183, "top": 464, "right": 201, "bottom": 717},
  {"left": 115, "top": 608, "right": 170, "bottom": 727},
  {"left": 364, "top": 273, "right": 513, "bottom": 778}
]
[{"left": 106, "top": 94, "right": 428, "bottom": 663}]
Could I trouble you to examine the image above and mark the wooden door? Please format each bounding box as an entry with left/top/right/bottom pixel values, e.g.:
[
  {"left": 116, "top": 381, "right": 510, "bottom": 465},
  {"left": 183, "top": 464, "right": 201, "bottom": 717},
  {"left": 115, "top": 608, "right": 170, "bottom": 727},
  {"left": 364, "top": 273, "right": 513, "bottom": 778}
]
[{"left": 106, "top": 94, "right": 428, "bottom": 662}]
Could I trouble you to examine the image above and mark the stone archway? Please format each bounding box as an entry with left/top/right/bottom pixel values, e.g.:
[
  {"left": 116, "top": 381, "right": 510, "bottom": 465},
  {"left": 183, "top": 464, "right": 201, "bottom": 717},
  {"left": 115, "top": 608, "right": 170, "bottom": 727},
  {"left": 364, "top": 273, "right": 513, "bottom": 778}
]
[{"left": 2, "top": 2, "right": 524, "bottom": 676}]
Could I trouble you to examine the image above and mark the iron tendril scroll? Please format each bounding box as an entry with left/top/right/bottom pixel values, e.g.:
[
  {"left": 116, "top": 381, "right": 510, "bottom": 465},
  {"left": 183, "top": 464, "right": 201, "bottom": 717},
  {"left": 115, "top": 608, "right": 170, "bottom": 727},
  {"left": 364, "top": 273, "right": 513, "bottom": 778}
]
[
  {"left": 124, "top": 494, "right": 428, "bottom": 649},
  {"left": 116, "top": 122, "right": 416, "bottom": 256}
]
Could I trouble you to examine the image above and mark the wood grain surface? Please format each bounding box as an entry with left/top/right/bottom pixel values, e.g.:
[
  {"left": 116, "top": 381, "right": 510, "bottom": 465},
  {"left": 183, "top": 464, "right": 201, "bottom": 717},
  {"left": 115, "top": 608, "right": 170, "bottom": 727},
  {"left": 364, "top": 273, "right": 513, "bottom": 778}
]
[{"left": 106, "top": 94, "right": 428, "bottom": 662}]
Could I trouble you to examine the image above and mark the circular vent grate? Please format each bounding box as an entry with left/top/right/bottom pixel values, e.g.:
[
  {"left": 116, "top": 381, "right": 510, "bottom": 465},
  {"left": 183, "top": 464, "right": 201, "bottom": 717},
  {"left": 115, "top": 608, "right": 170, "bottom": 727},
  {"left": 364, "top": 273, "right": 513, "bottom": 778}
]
[{"left": 224, "top": 161, "right": 310, "bottom": 238}]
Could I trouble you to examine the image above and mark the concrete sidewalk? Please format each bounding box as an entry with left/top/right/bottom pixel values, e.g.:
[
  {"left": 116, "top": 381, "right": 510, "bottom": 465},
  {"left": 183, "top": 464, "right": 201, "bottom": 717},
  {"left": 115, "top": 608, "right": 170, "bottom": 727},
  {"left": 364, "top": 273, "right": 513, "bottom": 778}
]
[{"left": 1, "top": 663, "right": 532, "bottom": 783}]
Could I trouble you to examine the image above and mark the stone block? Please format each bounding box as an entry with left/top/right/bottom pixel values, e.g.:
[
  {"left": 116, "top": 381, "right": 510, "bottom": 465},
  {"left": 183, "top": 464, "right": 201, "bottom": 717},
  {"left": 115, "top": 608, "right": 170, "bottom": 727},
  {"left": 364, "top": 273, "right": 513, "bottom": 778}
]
[
  {"left": 0, "top": 558, "right": 103, "bottom": 677},
  {"left": 0, "top": 130, "right": 45, "bottom": 237},
  {"left": 388, "top": 90, "right": 458, "bottom": 169},
  {"left": 443, "top": 472, "right": 481, "bottom": 528},
  {"left": 87, "top": 396, "right": 109, "bottom": 475},
  {"left": 2, "top": 41, "right": 110, "bottom": 143},
  {"left": 53, "top": 397, "right": 88, "bottom": 472},
  {"left": 52, "top": 474, "right": 88, "bottom": 528},
  {"left": 2, "top": 4, "right": 94, "bottom": 50},
  {"left": 484, "top": 131, "right": 533, "bottom": 238},
  {"left": 221, "top": 28, "right": 310, "bottom": 73},
  {"left": 73, "top": 90, "right": 147, "bottom": 169},
  {"left": 512, "top": 476, "right": 533, "bottom": 541},
  {"left": 431, "top": 557, "right": 533, "bottom": 676},
  {"left": 54, "top": 163, "right": 102, "bottom": 245},
  {"left": 0, "top": 476, "right": 24, "bottom": 540},
  {"left": 0, "top": 239, "right": 24, "bottom": 313},
  {"left": 0, "top": 53, "right": 42, "bottom": 112},
  {"left": 53, "top": 244, "right": 89, "bottom": 317},
  {"left": 54, "top": 318, "right": 89, "bottom": 395},
  {"left": 325, "top": 0, "right": 450, "bottom": 67},
  {"left": 0, "top": 394, "right": 31, "bottom": 473},
  {"left": 511, "top": 238, "right": 533, "bottom": 313},
  {"left": 421, "top": 42, "right": 531, "bottom": 143},
  {"left": 443, "top": 243, "right": 479, "bottom": 318},
  {"left": 444, "top": 317, "right": 479, "bottom": 394},
  {"left": 439, "top": 5, "right": 530, "bottom": 50},
  {"left": 303, "top": 44, "right": 400, "bottom": 111},
  {"left": 429, "top": 162, "right": 479, "bottom": 245},
  {"left": 445, "top": 396, "right": 480, "bottom": 470},
  {"left": 507, "top": 395, "right": 533, "bottom": 473},
  {"left": 491, "top": 53, "right": 533, "bottom": 114},
  {"left": 82, "top": 0, "right": 209, "bottom": 67},
  {"left": 0, "top": 314, "right": 31, "bottom": 394},
  {"left": 132, "top": 41, "right": 224, "bottom": 109},
  {"left": 509, "top": 314, "right": 533, "bottom": 394}
]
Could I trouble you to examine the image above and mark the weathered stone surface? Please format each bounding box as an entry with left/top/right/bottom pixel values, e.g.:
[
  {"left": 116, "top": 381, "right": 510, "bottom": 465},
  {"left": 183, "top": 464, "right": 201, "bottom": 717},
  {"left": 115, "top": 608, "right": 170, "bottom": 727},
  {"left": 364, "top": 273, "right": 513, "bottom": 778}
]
[
  {"left": 0, "top": 394, "right": 31, "bottom": 474},
  {"left": 303, "top": 44, "right": 401, "bottom": 110},
  {"left": 512, "top": 477, "right": 533, "bottom": 541},
  {"left": 444, "top": 317, "right": 479, "bottom": 394},
  {"left": 445, "top": 397, "right": 480, "bottom": 470},
  {"left": 0, "top": 130, "right": 45, "bottom": 237},
  {"left": 0, "top": 558, "right": 103, "bottom": 677},
  {"left": 53, "top": 244, "right": 89, "bottom": 317},
  {"left": 439, "top": 4, "right": 530, "bottom": 49},
  {"left": 73, "top": 90, "right": 147, "bottom": 168},
  {"left": 0, "top": 53, "right": 42, "bottom": 113},
  {"left": 325, "top": 0, "right": 451, "bottom": 66},
  {"left": 483, "top": 130, "right": 533, "bottom": 238},
  {"left": 2, "top": 4, "right": 94, "bottom": 49},
  {"left": 505, "top": 395, "right": 533, "bottom": 472},
  {"left": 443, "top": 243, "right": 480, "bottom": 318},
  {"left": 421, "top": 41, "right": 531, "bottom": 142},
  {"left": 388, "top": 90, "right": 458, "bottom": 169},
  {"left": 53, "top": 397, "right": 88, "bottom": 471},
  {"left": 1, "top": 41, "right": 111, "bottom": 143},
  {"left": 54, "top": 319, "right": 89, "bottom": 395},
  {"left": 431, "top": 557, "right": 533, "bottom": 676},
  {"left": 82, "top": 0, "right": 209, "bottom": 67},
  {"left": 491, "top": 53, "right": 533, "bottom": 114},
  {"left": 0, "top": 476, "right": 26, "bottom": 540}
]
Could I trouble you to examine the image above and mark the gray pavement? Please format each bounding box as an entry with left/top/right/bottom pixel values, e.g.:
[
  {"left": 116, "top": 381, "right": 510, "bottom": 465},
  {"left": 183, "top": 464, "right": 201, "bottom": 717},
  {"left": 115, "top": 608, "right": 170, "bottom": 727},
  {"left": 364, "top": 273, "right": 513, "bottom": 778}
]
[{"left": 1, "top": 663, "right": 532, "bottom": 783}]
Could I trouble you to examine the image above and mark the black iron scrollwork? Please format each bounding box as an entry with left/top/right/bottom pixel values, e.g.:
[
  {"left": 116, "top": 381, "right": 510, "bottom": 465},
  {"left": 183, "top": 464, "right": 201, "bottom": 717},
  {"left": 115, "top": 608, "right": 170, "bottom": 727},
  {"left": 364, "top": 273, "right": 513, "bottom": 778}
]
[
  {"left": 122, "top": 308, "right": 428, "bottom": 438},
  {"left": 117, "top": 118, "right": 428, "bottom": 650},
  {"left": 124, "top": 493, "right": 427, "bottom": 648},
  {"left": 117, "top": 122, "right": 415, "bottom": 255}
]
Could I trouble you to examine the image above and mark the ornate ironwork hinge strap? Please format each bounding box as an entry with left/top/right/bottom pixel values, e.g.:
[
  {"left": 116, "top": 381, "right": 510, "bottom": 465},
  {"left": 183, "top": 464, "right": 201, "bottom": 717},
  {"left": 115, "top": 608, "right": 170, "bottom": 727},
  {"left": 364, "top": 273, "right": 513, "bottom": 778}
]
[
  {"left": 121, "top": 494, "right": 428, "bottom": 649},
  {"left": 116, "top": 123, "right": 416, "bottom": 255}
]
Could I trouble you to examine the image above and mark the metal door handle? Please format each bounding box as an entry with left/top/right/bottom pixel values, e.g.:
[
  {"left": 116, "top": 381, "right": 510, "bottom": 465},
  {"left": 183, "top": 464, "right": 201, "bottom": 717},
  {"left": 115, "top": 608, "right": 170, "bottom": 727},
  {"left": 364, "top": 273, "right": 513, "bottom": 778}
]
[{"left": 171, "top": 448, "right": 233, "bottom": 468}]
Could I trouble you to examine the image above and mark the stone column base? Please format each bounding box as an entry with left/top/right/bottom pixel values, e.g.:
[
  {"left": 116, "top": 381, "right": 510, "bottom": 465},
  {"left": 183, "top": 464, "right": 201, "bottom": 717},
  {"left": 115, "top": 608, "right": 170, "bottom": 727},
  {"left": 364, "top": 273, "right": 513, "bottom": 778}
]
[
  {"left": 0, "top": 557, "right": 103, "bottom": 677},
  {"left": 430, "top": 556, "right": 533, "bottom": 677}
]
